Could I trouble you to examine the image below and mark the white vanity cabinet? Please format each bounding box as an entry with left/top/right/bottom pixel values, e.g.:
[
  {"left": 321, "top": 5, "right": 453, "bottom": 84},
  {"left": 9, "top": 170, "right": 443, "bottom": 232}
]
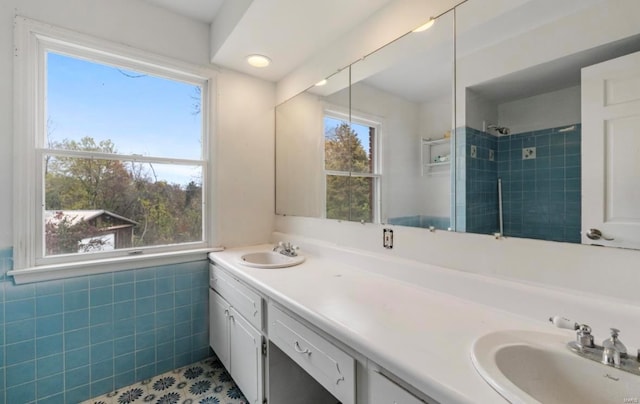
[
  {"left": 268, "top": 304, "right": 356, "bottom": 404},
  {"left": 209, "top": 265, "right": 264, "bottom": 404}
]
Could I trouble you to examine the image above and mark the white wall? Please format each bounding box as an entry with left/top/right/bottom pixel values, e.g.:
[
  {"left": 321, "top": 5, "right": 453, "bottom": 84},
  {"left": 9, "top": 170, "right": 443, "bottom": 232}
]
[
  {"left": 0, "top": 0, "right": 275, "bottom": 250},
  {"left": 498, "top": 86, "right": 580, "bottom": 134},
  {"left": 216, "top": 68, "right": 275, "bottom": 247},
  {"left": 275, "top": 92, "right": 325, "bottom": 218},
  {"left": 464, "top": 89, "right": 498, "bottom": 132},
  {"left": 418, "top": 98, "right": 452, "bottom": 218}
]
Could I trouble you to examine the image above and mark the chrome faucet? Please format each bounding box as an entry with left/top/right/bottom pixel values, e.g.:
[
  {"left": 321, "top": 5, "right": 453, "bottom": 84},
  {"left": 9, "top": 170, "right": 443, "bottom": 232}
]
[
  {"left": 602, "top": 328, "right": 627, "bottom": 367},
  {"left": 273, "top": 241, "right": 299, "bottom": 257},
  {"left": 549, "top": 315, "right": 639, "bottom": 376}
]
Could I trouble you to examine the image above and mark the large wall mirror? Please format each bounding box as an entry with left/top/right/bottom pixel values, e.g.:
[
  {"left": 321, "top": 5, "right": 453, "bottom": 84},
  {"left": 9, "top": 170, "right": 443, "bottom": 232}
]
[
  {"left": 276, "top": 0, "right": 640, "bottom": 250},
  {"left": 275, "top": 10, "right": 455, "bottom": 228},
  {"left": 455, "top": 0, "right": 640, "bottom": 249}
]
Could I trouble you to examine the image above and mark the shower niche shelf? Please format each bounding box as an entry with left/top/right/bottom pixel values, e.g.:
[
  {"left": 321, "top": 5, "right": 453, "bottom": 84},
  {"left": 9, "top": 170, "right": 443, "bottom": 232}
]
[{"left": 421, "top": 137, "right": 451, "bottom": 176}]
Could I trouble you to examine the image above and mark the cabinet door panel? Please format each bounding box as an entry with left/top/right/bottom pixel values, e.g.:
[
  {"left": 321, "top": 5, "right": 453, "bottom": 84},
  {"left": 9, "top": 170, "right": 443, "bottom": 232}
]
[
  {"left": 230, "top": 307, "right": 263, "bottom": 404},
  {"left": 211, "top": 265, "right": 263, "bottom": 330},
  {"left": 369, "top": 370, "right": 423, "bottom": 404},
  {"left": 209, "top": 289, "right": 231, "bottom": 371}
]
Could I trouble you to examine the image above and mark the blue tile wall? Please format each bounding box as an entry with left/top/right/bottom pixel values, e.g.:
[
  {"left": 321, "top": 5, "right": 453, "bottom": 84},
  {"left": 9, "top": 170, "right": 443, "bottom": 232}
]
[
  {"left": 497, "top": 124, "right": 581, "bottom": 243},
  {"left": 456, "top": 124, "right": 580, "bottom": 242},
  {"left": 0, "top": 247, "right": 210, "bottom": 403},
  {"left": 465, "top": 127, "right": 499, "bottom": 234},
  {"left": 454, "top": 127, "right": 467, "bottom": 232}
]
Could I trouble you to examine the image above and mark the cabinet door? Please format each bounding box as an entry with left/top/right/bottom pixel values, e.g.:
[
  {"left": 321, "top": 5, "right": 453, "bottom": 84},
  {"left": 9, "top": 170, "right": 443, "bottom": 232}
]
[
  {"left": 369, "top": 370, "right": 423, "bottom": 404},
  {"left": 209, "top": 289, "right": 231, "bottom": 371},
  {"left": 229, "top": 307, "right": 263, "bottom": 404}
]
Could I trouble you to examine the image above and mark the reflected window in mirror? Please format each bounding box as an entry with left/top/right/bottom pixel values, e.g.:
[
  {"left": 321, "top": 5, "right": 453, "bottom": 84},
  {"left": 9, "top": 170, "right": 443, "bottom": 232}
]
[{"left": 324, "top": 113, "right": 380, "bottom": 223}]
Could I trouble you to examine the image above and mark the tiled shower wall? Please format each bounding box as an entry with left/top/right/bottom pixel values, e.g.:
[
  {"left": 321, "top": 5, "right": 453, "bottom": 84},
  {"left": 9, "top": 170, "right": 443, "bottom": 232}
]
[
  {"left": 464, "top": 127, "right": 498, "bottom": 235},
  {"left": 0, "top": 247, "right": 210, "bottom": 403},
  {"left": 497, "top": 124, "right": 581, "bottom": 243},
  {"left": 457, "top": 124, "right": 581, "bottom": 243}
]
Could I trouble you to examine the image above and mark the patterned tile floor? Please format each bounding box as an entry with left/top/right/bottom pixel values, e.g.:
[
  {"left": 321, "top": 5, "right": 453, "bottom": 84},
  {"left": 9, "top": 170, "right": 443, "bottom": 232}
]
[{"left": 83, "top": 356, "right": 248, "bottom": 404}]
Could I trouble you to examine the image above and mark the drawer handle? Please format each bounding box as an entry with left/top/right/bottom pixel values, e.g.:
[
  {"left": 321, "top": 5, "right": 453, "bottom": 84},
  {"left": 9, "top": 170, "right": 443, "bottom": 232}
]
[
  {"left": 294, "top": 341, "right": 311, "bottom": 356},
  {"left": 224, "top": 309, "right": 229, "bottom": 317},
  {"left": 335, "top": 363, "right": 345, "bottom": 385}
]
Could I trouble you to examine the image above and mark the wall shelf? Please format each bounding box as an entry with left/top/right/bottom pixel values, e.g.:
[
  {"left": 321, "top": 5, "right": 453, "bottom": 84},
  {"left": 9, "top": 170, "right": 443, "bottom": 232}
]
[{"left": 421, "top": 137, "right": 451, "bottom": 176}]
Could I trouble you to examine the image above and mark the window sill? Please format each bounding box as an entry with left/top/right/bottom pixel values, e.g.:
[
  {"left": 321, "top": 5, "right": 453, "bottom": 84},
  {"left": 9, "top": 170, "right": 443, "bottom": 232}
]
[{"left": 8, "top": 247, "right": 223, "bottom": 284}]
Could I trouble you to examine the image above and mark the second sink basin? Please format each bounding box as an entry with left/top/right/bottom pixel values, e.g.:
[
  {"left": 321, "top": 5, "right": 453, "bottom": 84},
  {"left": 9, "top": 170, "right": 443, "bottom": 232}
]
[
  {"left": 239, "top": 251, "right": 305, "bottom": 269},
  {"left": 471, "top": 330, "right": 640, "bottom": 404}
]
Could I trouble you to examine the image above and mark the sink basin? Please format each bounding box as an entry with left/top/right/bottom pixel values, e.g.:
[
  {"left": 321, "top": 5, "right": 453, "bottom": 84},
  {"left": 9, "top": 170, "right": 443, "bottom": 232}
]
[
  {"left": 471, "top": 330, "right": 640, "bottom": 404},
  {"left": 239, "top": 251, "right": 305, "bottom": 268}
]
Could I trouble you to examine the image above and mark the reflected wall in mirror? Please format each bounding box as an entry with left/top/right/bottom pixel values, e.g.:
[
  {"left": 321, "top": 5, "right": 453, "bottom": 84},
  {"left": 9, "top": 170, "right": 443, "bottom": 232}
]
[
  {"left": 275, "top": 68, "right": 355, "bottom": 220},
  {"left": 351, "top": 10, "right": 454, "bottom": 230},
  {"left": 455, "top": 0, "right": 640, "bottom": 248}
]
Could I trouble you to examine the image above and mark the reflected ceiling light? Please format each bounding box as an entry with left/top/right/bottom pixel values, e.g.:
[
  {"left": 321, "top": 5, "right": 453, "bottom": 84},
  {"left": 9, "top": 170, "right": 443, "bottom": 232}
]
[
  {"left": 246, "top": 54, "right": 271, "bottom": 67},
  {"left": 315, "top": 79, "right": 328, "bottom": 87},
  {"left": 412, "top": 18, "right": 435, "bottom": 33}
]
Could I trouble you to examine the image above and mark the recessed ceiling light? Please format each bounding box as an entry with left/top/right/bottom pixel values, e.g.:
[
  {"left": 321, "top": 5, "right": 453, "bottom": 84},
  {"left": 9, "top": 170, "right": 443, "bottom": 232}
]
[
  {"left": 315, "top": 79, "right": 328, "bottom": 87},
  {"left": 412, "top": 18, "right": 435, "bottom": 33},
  {"left": 247, "top": 54, "right": 271, "bottom": 68}
]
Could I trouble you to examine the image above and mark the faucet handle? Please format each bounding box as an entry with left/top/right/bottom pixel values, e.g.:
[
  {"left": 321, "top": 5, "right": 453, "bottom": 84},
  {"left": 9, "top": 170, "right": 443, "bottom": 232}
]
[
  {"left": 605, "top": 328, "right": 627, "bottom": 356},
  {"left": 549, "top": 315, "right": 579, "bottom": 330},
  {"left": 549, "top": 315, "right": 594, "bottom": 348}
]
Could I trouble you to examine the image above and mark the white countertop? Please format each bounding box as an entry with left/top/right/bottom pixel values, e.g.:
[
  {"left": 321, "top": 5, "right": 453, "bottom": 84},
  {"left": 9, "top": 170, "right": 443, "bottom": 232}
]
[{"left": 208, "top": 243, "right": 639, "bottom": 403}]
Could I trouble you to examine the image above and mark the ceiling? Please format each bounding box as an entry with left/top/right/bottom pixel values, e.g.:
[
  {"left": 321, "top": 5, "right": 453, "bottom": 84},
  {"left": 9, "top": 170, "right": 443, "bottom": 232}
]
[
  {"left": 143, "top": 0, "right": 394, "bottom": 82},
  {"left": 144, "top": 0, "right": 225, "bottom": 23},
  {"left": 141, "top": 0, "right": 637, "bottom": 107}
]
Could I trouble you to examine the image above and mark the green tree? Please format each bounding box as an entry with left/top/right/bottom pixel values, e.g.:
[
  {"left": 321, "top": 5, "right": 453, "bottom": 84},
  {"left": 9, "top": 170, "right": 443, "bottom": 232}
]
[
  {"left": 324, "top": 122, "right": 373, "bottom": 222},
  {"left": 44, "top": 136, "right": 203, "bottom": 255}
]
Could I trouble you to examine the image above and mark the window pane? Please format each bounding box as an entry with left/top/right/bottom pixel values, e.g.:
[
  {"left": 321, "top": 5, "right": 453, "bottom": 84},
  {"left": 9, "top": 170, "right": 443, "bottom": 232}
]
[
  {"left": 326, "top": 175, "right": 373, "bottom": 223},
  {"left": 349, "top": 176, "right": 374, "bottom": 222},
  {"left": 326, "top": 175, "right": 350, "bottom": 220},
  {"left": 324, "top": 117, "right": 352, "bottom": 172},
  {"left": 46, "top": 52, "right": 203, "bottom": 159},
  {"left": 45, "top": 155, "right": 202, "bottom": 256},
  {"left": 349, "top": 122, "right": 375, "bottom": 174}
]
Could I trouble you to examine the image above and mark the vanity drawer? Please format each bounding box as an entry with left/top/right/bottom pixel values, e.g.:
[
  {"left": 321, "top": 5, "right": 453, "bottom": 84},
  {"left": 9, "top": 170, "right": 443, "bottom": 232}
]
[
  {"left": 369, "top": 370, "right": 424, "bottom": 404},
  {"left": 210, "top": 264, "right": 262, "bottom": 330},
  {"left": 268, "top": 304, "right": 355, "bottom": 404}
]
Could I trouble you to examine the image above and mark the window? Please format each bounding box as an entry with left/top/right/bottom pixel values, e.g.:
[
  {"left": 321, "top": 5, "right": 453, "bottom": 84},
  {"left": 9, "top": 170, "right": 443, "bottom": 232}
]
[
  {"left": 323, "top": 113, "right": 380, "bottom": 223},
  {"left": 12, "top": 18, "right": 216, "bottom": 279}
]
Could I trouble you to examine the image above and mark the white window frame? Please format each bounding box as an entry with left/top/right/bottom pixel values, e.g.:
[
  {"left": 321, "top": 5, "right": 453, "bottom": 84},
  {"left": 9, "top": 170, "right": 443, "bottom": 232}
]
[
  {"left": 11, "top": 17, "right": 219, "bottom": 283},
  {"left": 323, "top": 108, "right": 382, "bottom": 223}
]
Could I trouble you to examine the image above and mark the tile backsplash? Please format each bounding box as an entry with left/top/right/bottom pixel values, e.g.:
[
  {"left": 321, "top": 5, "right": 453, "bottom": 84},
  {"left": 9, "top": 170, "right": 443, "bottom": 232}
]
[{"left": 0, "top": 247, "right": 210, "bottom": 403}]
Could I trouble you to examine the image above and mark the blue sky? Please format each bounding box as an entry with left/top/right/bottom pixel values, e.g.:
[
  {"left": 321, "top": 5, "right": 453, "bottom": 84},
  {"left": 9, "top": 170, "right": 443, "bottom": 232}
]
[
  {"left": 323, "top": 116, "right": 371, "bottom": 155},
  {"left": 46, "top": 52, "right": 203, "bottom": 185}
]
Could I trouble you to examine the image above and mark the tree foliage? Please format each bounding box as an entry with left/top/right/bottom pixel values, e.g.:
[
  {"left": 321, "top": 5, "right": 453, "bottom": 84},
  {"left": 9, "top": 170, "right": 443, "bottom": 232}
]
[
  {"left": 45, "top": 136, "right": 202, "bottom": 255},
  {"left": 324, "top": 122, "right": 373, "bottom": 222}
]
